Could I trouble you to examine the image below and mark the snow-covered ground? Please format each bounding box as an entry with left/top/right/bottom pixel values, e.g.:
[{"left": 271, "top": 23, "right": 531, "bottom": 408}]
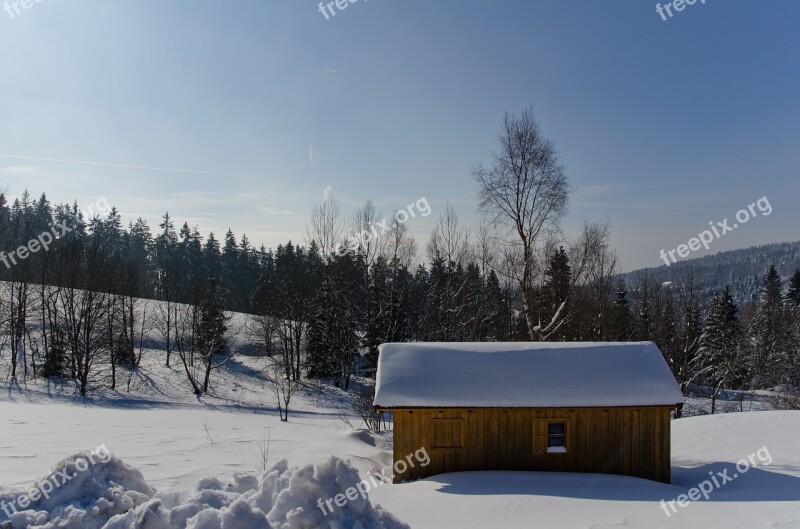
[
  {"left": 2, "top": 350, "right": 799, "bottom": 528},
  {"left": 371, "top": 411, "right": 800, "bottom": 529}
]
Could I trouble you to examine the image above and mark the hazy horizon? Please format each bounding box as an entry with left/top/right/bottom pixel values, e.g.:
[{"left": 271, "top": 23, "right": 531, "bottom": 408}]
[{"left": 2, "top": 0, "right": 798, "bottom": 272}]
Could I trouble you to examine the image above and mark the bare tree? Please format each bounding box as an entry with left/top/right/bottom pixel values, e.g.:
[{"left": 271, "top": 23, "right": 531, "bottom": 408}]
[
  {"left": 269, "top": 357, "right": 299, "bottom": 422},
  {"left": 380, "top": 219, "right": 417, "bottom": 343},
  {"left": 256, "top": 423, "right": 272, "bottom": 471},
  {"left": 350, "top": 200, "right": 385, "bottom": 361},
  {"left": 307, "top": 194, "right": 343, "bottom": 260},
  {"left": 512, "top": 221, "right": 616, "bottom": 341},
  {"left": 274, "top": 311, "right": 305, "bottom": 382},
  {"left": 173, "top": 302, "right": 203, "bottom": 395},
  {"left": 351, "top": 385, "right": 382, "bottom": 433},
  {"left": 474, "top": 107, "right": 570, "bottom": 340},
  {"left": 427, "top": 204, "right": 470, "bottom": 268},
  {"left": 247, "top": 313, "right": 276, "bottom": 356},
  {"left": 61, "top": 284, "right": 110, "bottom": 396},
  {"left": 172, "top": 296, "right": 232, "bottom": 396},
  {"left": 126, "top": 298, "right": 155, "bottom": 392},
  {"left": 384, "top": 217, "right": 417, "bottom": 270},
  {"left": 134, "top": 298, "right": 154, "bottom": 366},
  {"left": 156, "top": 300, "right": 178, "bottom": 367},
  {"left": 426, "top": 205, "right": 472, "bottom": 340},
  {"left": 350, "top": 199, "right": 385, "bottom": 269},
  {"left": 768, "top": 389, "right": 800, "bottom": 410},
  {"left": 5, "top": 195, "right": 37, "bottom": 381},
  {"left": 566, "top": 222, "right": 619, "bottom": 340},
  {"left": 472, "top": 221, "right": 500, "bottom": 278}
]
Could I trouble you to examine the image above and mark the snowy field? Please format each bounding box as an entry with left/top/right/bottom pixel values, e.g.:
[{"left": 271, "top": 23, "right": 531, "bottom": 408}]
[{"left": 1, "top": 352, "right": 799, "bottom": 528}]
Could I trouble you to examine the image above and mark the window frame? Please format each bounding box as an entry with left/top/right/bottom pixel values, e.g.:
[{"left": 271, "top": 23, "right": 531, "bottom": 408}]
[
  {"left": 430, "top": 417, "right": 465, "bottom": 450},
  {"left": 546, "top": 420, "right": 568, "bottom": 454}
]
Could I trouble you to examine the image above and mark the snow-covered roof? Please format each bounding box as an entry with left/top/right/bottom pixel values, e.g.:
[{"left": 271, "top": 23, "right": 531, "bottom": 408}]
[{"left": 374, "top": 342, "right": 684, "bottom": 408}]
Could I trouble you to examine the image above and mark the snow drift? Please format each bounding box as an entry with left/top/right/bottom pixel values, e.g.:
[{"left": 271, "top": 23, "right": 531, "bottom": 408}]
[{"left": 0, "top": 451, "right": 409, "bottom": 529}]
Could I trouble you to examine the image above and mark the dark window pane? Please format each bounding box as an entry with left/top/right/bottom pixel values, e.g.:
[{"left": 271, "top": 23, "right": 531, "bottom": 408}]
[
  {"left": 548, "top": 423, "right": 565, "bottom": 435},
  {"left": 548, "top": 436, "right": 565, "bottom": 447}
]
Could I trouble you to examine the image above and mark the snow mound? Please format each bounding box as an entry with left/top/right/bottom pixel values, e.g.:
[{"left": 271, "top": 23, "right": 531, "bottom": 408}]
[
  {"left": 0, "top": 453, "right": 409, "bottom": 529},
  {"left": 0, "top": 449, "right": 154, "bottom": 529}
]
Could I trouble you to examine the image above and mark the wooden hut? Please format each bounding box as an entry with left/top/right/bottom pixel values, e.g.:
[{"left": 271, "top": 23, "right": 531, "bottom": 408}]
[{"left": 373, "top": 341, "right": 683, "bottom": 483}]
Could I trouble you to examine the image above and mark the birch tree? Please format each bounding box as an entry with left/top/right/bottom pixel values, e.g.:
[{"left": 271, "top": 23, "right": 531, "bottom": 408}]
[{"left": 473, "top": 107, "right": 570, "bottom": 340}]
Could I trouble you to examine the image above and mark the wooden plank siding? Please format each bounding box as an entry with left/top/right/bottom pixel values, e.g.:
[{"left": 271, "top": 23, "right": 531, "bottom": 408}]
[{"left": 384, "top": 407, "right": 673, "bottom": 484}]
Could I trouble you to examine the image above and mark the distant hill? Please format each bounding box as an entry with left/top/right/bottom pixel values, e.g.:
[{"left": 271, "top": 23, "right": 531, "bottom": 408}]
[{"left": 622, "top": 240, "right": 800, "bottom": 307}]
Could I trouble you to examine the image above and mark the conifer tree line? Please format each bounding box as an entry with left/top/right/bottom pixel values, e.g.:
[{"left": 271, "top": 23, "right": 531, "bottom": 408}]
[
  {"left": 1, "top": 109, "right": 798, "bottom": 405},
  {"left": 613, "top": 266, "right": 800, "bottom": 413},
  {"left": 1, "top": 189, "right": 798, "bottom": 403}
]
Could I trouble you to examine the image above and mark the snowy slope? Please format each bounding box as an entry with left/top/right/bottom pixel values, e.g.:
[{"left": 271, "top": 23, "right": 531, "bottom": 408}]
[
  {"left": 1, "top": 348, "right": 798, "bottom": 528},
  {"left": 0, "top": 353, "right": 407, "bottom": 528},
  {"left": 0, "top": 351, "right": 390, "bottom": 492}
]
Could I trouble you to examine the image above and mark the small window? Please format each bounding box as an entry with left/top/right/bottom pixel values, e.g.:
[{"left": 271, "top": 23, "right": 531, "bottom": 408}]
[{"left": 547, "top": 422, "right": 567, "bottom": 453}]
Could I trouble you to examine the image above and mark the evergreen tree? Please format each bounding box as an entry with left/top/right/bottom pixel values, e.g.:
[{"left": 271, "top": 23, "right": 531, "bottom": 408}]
[
  {"left": 697, "top": 286, "right": 746, "bottom": 413},
  {"left": 203, "top": 232, "right": 222, "bottom": 281},
  {"left": 196, "top": 275, "right": 229, "bottom": 392},
  {"left": 675, "top": 298, "right": 702, "bottom": 394},
  {"left": 238, "top": 234, "right": 261, "bottom": 312},
  {"left": 631, "top": 275, "right": 654, "bottom": 341},
  {"left": 785, "top": 269, "right": 800, "bottom": 384},
  {"left": 305, "top": 293, "right": 331, "bottom": 380},
  {"left": 155, "top": 213, "right": 179, "bottom": 300},
  {"left": 750, "top": 265, "right": 791, "bottom": 387},
  {"left": 423, "top": 257, "right": 450, "bottom": 340},
  {"left": 786, "top": 269, "right": 800, "bottom": 306},
  {"left": 117, "top": 218, "right": 153, "bottom": 367},
  {"left": 155, "top": 213, "right": 180, "bottom": 366},
  {"left": 410, "top": 264, "right": 431, "bottom": 340},
  {"left": 608, "top": 279, "right": 632, "bottom": 341},
  {"left": 539, "top": 246, "right": 571, "bottom": 339},
  {"left": 197, "top": 275, "right": 228, "bottom": 356},
  {"left": 221, "top": 229, "right": 239, "bottom": 307},
  {"left": 363, "top": 256, "right": 391, "bottom": 371},
  {"left": 306, "top": 254, "right": 360, "bottom": 388},
  {"left": 385, "top": 262, "right": 417, "bottom": 343},
  {"left": 128, "top": 218, "right": 154, "bottom": 292},
  {"left": 654, "top": 286, "right": 677, "bottom": 368},
  {"left": 460, "top": 262, "right": 485, "bottom": 341}
]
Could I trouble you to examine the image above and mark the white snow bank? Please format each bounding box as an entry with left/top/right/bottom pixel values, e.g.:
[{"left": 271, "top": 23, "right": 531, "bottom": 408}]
[
  {"left": 0, "top": 453, "right": 409, "bottom": 529},
  {"left": 0, "top": 449, "right": 154, "bottom": 529},
  {"left": 374, "top": 341, "right": 684, "bottom": 408}
]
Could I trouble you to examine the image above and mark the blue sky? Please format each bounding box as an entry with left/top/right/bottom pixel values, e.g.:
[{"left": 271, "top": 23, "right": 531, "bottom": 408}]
[{"left": 1, "top": 0, "right": 798, "bottom": 271}]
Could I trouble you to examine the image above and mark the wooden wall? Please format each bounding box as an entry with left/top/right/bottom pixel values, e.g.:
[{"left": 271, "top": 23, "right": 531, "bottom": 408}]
[{"left": 387, "top": 407, "right": 673, "bottom": 483}]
